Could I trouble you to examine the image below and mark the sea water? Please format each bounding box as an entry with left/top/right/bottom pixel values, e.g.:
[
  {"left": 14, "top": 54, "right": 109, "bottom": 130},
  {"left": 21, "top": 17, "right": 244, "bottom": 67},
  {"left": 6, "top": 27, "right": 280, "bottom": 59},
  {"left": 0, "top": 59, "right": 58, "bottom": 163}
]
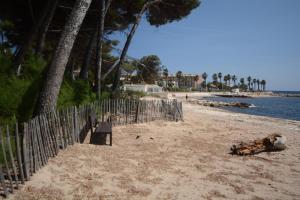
[{"left": 204, "top": 94, "right": 300, "bottom": 121}]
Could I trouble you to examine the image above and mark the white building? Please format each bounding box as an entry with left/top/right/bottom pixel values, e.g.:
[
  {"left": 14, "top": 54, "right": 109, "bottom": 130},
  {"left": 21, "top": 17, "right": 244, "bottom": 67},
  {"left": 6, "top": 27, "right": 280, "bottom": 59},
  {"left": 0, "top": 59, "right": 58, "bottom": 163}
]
[
  {"left": 123, "top": 84, "right": 163, "bottom": 93},
  {"left": 232, "top": 88, "right": 240, "bottom": 93}
]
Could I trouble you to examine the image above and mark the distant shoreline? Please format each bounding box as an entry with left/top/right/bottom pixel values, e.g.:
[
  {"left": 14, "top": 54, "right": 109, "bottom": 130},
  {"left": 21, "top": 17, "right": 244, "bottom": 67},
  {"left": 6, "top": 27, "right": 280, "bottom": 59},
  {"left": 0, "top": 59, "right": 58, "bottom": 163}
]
[{"left": 163, "top": 91, "right": 300, "bottom": 99}]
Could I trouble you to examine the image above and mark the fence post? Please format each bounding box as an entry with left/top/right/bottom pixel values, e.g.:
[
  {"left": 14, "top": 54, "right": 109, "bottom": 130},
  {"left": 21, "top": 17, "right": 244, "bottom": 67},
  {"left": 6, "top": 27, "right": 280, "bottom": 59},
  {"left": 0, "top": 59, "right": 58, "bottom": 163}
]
[
  {"left": 15, "top": 123, "right": 25, "bottom": 184},
  {"left": 135, "top": 100, "right": 140, "bottom": 123},
  {"left": 22, "top": 123, "right": 30, "bottom": 181},
  {"left": 73, "top": 106, "right": 79, "bottom": 143},
  {"left": 0, "top": 127, "right": 14, "bottom": 193},
  {"left": 0, "top": 164, "right": 8, "bottom": 197},
  {"left": 6, "top": 126, "right": 19, "bottom": 189}
]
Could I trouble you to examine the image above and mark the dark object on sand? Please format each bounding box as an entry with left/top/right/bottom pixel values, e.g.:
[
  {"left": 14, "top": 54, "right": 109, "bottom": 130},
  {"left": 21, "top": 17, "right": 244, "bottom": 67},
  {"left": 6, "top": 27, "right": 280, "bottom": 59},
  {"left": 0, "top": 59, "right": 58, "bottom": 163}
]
[
  {"left": 136, "top": 135, "right": 140, "bottom": 139},
  {"left": 89, "top": 113, "right": 112, "bottom": 146},
  {"left": 231, "top": 134, "right": 286, "bottom": 155}
]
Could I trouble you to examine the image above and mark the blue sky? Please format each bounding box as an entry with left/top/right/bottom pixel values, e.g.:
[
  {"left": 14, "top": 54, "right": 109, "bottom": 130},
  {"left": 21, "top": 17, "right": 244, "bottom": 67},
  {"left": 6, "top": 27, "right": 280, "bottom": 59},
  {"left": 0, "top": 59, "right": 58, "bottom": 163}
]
[{"left": 112, "top": 0, "right": 300, "bottom": 91}]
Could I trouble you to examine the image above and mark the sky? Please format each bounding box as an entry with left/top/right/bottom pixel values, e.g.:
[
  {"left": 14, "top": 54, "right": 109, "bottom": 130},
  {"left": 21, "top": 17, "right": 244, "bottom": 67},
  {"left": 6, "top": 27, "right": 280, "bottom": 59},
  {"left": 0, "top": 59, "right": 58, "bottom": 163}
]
[{"left": 112, "top": 0, "right": 300, "bottom": 91}]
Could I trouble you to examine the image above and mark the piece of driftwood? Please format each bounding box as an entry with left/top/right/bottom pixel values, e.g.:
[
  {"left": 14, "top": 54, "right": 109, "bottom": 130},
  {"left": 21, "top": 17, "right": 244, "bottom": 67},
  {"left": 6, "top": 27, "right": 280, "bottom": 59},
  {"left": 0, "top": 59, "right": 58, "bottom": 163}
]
[{"left": 231, "top": 134, "right": 287, "bottom": 155}]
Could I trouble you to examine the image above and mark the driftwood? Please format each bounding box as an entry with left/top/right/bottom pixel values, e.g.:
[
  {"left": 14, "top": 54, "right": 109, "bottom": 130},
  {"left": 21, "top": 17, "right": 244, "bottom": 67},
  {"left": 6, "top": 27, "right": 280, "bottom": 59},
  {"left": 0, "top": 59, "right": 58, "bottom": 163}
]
[{"left": 231, "top": 134, "right": 286, "bottom": 155}]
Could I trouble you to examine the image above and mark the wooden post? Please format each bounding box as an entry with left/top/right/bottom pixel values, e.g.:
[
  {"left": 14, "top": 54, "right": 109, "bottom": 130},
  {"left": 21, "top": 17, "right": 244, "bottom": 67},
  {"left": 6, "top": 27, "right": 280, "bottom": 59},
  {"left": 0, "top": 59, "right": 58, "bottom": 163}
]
[
  {"left": 6, "top": 126, "right": 19, "bottom": 188},
  {"left": 30, "top": 120, "right": 38, "bottom": 172},
  {"left": 36, "top": 117, "right": 46, "bottom": 165},
  {"left": 0, "top": 164, "right": 8, "bottom": 197},
  {"left": 22, "top": 123, "right": 30, "bottom": 181},
  {"left": 48, "top": 112, "right": 59, "bottom": 154},
  {"left": 135, "top": 100, "right": 140, "bottom": 123},
  {"left": 0, "top": 127, "right": 14, "bottom": 193},
  {"left": 73, "top": 106, "right": 79, "bottom": 143},
  {"left": 15, "top": 123, "right": 25, "bottom": 184},
  {"left": 60, "top": 110, "right": 68, "bottom": 148},
  {"left": 56, "top": 111, "right": 65, "bottom": 149},
  {"left": 27, "top": 122, "right": 33, "bottom": 176}
]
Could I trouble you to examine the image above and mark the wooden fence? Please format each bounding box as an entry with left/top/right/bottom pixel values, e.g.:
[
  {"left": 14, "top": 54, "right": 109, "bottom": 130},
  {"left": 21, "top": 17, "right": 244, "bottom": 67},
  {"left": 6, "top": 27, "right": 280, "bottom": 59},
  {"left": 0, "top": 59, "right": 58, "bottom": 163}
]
[{"left": 0, "top": 99, "right": 182, "bottom": 197}]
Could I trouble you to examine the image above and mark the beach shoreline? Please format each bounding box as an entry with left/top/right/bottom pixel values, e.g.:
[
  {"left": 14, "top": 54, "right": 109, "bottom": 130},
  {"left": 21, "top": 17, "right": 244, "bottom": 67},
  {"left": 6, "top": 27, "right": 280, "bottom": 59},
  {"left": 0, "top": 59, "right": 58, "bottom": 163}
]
[{"left": 164, "top": 91, "right": 287, "bottom": 99}]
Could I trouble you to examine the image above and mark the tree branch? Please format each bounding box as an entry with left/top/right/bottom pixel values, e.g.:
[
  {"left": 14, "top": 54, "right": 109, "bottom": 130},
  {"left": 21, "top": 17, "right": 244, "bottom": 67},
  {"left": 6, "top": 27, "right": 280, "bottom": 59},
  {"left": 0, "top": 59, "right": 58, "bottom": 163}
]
[{"left": 102, "top": 0, "right": 162, "bottom": 82}]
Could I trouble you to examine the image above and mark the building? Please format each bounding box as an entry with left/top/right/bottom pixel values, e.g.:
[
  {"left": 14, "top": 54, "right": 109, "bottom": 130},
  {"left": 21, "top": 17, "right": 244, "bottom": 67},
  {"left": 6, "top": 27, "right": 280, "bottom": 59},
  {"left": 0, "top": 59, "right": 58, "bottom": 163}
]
[
  {"left": 123, "top": 84, "right": 163, "bottom": 93},
  {"left": 232, "top": 88, "right": 240, "bottom": 93},
  {"left": 165, "top": 74, "right": 204, "bottom": 89}
]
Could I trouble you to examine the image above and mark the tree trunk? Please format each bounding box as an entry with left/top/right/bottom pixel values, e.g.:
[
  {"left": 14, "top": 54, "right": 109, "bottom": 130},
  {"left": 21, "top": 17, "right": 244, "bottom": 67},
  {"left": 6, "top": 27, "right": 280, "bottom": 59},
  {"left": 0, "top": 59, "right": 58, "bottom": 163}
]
[
  {"left": 111, "top": 6, "right": 147, "bottom": 91},
  {"left": 79, "top": 29, "right": 97, "bottom": 80},
  {"left": 79, "top": 0, "right": 112, "bottom": 81},
  {"left": 95, "top": 0, "right": 108, "bottom": 99},
  {"left": 35, "top": 0, "right": 92, "bottom": 114},
  {"left": 101, "top": 0, "right": 161, "bottom": 91},
  {"left": 14, "top": 0, "right": 53, "bottom": 75},
  {"left": 36, "top": 0, "right": 59, "bottom": 55}
]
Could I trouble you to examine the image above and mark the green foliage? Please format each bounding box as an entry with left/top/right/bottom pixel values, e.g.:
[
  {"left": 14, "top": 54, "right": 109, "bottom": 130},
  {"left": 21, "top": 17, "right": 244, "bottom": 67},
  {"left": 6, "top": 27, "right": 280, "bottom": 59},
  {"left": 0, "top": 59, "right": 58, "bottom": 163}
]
[
  {"left": 0, "top": 53, "right": 47, "bottom": 123},
  {"left": 22, "top": 54, "right": 47, "bottom": 78},
  {"left": 147, "top": 0, "right": 200, "bottom": 26},
  {"left": 118, "top": 90, "right": 146, "bottom": 99},
  {"left": 57, "top": 79, "right": 96, "bottom": 108},
  {"left": 167, "top": 87, "right": 190, "bottom": 92},
  {"left": 100, "top": 91, "right": 111, "bottom": 100},
  {"left": 137, "top": 55, "right": 162, "bottom": 84}
]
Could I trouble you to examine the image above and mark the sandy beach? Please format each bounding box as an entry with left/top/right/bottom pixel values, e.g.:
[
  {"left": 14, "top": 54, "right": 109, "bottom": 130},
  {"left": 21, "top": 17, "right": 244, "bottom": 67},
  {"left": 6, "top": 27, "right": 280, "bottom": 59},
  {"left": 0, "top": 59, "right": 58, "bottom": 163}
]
[{"left": 8, "top": 101, "right": 300, "bottom": 200}]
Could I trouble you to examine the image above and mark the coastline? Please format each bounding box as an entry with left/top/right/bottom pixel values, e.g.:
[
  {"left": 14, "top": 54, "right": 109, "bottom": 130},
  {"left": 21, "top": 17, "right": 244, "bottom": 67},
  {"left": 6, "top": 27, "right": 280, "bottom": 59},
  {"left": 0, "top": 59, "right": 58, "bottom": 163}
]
[
  {"left": 169, "top": 93, "right": 300, "bottom": 121},
  {"left": 165, "top": 91, "right": 288, "bottom": 99},
  {"left": 8, "top": 100, "right": 300, "bottom": 200}
]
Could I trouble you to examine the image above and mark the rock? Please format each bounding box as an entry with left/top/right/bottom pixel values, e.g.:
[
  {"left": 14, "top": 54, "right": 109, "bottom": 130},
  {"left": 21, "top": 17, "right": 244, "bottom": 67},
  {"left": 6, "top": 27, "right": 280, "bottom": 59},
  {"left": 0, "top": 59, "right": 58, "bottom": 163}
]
[
  {"left": 197, "top": 100, "right": 252, "bottom": 108},
  {"left": 231, "top": 102, "right": 252, "bottom": 108}
]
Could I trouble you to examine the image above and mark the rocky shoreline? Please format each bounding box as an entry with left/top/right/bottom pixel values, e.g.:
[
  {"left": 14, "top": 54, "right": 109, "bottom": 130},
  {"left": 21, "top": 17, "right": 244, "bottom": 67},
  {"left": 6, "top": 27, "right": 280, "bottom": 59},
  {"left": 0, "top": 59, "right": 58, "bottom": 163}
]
[{"left": 192, "top": 99, "right": 254, "bottom": 108}]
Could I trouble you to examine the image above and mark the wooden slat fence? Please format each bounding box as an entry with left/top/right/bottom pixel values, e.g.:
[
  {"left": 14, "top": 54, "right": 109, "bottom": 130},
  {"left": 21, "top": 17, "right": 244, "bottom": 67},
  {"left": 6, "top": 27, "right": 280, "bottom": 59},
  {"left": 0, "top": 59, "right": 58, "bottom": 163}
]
[{"left": 0, "top": 99, "right": 182, "bottom": 197}]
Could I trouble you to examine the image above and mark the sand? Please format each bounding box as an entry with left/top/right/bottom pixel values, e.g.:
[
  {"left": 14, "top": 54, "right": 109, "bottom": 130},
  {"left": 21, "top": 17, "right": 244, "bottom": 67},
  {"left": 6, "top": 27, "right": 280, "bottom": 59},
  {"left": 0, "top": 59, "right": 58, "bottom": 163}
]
[{"left": 8, "top": 102, "right": 300, "bottom": 200}]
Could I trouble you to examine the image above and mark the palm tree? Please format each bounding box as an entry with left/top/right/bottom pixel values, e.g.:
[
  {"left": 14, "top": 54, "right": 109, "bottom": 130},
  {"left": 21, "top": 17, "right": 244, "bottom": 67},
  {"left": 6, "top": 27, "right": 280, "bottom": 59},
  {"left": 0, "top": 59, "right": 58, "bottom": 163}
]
[
  {"left": 240, "top": 78, "right": 245, "bottom": 85},
  {"left": 218, "top": 72, "right": 222, "bottom": 84},
  {"left": 194, "top": 75, "right": 199, "bottom": 89},
  {"left": 261, "top": 80, "right": 266, "bottom": 91},
  {"left": 247, "top": 76, "right": 252, "bottom": 91},
  {"left": 218, "top": 72, "right": 223, "bottom": 90},
  {"left": 224, "top": 75, "right": 228, "bottom": 86},
  {"left": 253, "top": 79, "right": 257, "bottom": 91},
  {"left": 257, "top": 79, "right": 260, "bottom": 91},
  {"left": 232, "top": 75, "right": 237, "bottom": 86},
  {"left": 162, "top": 66, "right": 168, "bottom": 78},
  {"left": 202, "top": 72, "right": 208, "bottom": 89},
  {"left": 227, "top": 74, "right": 231, "bottom": 87},
  {"left": 162, "top": 66, "right": 168, "bottom": 87},
  {"left": 212, "top": 73, "right": 218, "bottom": 84}
]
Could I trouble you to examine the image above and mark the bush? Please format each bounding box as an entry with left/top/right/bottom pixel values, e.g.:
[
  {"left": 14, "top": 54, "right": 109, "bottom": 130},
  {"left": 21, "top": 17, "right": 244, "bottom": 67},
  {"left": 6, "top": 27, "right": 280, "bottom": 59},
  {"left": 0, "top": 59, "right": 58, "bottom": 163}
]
[
  {"left": 57, "top": 79, "right": 97, "bottom": 108},
  {"left": 0, "top": 53, "right": 46, "bottom": 123},
  {"left": 122, "top": 90, "right": 146, "bottom": 99}
]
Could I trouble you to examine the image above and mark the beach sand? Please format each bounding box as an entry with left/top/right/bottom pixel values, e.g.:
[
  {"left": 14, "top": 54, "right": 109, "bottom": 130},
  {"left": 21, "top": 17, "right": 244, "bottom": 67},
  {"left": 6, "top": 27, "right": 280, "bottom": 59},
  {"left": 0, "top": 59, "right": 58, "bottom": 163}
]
[{"left": 9, "top": 102, "right": 300, "bottom": 200}]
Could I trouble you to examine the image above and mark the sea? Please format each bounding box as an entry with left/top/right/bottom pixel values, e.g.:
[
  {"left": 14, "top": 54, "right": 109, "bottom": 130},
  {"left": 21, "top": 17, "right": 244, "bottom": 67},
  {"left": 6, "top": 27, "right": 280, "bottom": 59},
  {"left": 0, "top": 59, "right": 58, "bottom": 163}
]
[{"left": 204, "top": 91, "right": 300, "bottom": 121}]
